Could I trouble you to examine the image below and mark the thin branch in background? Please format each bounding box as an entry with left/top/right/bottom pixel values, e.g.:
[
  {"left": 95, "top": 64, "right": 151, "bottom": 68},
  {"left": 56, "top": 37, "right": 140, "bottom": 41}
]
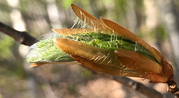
[
  {"left": 0, "top": 22, "right": 38, "bottom": 46},
  {"left": 112, "top": 76, "right": 163, "bottom": 98},
  {"left": 79, "top": 64, "right": 166, "bottom": 98}
]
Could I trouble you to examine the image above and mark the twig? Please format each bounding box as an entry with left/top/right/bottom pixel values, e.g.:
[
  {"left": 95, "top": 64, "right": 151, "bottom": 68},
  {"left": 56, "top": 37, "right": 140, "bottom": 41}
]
[
  {"left": 167, "top": 80, "right": 179, "bottom": 97},
  {"left": 0, "top": 22, "right": 38, "bottom": 46}
]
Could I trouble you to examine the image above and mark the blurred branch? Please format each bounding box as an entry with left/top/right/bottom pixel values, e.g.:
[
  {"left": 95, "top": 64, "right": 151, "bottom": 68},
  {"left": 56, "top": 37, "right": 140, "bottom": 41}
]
[
  {"left": 0, "top": 22, "right": 38, "bottom": 46},
  {"left": 0, "top": 22, "right": 173, "bottom": 98},
  {"left": 112, "top": 76, "right": 163, "bottom": 98},
  {"left": 80, "top": 65, "right": 166, "bottom": 98}
]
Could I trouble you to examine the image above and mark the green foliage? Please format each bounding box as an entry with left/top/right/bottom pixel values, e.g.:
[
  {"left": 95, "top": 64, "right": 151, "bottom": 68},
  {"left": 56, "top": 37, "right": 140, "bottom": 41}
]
[
  {"left": 114, "top": 0, "right": 127, "bottom": 13},
  {"left": 0, "top": 34, "right": 14, "bottom": 59},
  {"left": 63, "top": 0, "right": 74, "bottom": 9},
  {"left": 149, "top": 25, "right": 167, "bottom": 41},
  {"left": 155, "top": 25, "right": 167, "bottom": 40}
]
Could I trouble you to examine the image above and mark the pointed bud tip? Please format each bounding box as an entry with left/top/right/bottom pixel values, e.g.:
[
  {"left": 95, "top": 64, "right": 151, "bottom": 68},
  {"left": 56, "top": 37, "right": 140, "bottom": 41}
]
[
  {"left": 53, "top": 38, "right": 57, "bottom": 43},
  {"left": 29, "top": 64, "right": 39, "bottom": 68},
  {"left": 29, "top": 63, "right": 46, "bottom": 68},
  {"left": 52, "top": 29, "right": 58, "bottom": 33}
]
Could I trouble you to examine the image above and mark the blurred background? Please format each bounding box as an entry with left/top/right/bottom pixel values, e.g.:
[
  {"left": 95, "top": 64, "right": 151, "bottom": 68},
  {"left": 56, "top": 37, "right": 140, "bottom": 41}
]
[{"left": 0, "top": 0, "right": 179, "bottom": 98}]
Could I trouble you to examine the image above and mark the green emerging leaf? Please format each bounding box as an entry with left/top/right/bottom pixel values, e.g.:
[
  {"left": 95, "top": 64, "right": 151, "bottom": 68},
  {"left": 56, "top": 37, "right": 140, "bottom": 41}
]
[
  {"left": 26, "top": 34, "right": 74, "bottom": 63},
  {"left": 27, "top": 32, "right": 159, "bottom": 64},
  {"left": 70, "top": 32, "right": 159, "bottom": 63}
]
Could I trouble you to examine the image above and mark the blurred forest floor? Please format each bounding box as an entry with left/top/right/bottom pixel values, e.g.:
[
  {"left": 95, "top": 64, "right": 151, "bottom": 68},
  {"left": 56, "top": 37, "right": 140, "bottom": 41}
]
[{"left": 0, "top": 0, "right": 179, "bottom": 98}]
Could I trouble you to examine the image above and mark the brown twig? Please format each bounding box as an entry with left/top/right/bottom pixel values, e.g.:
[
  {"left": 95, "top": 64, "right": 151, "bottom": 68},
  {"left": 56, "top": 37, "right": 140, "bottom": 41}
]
[
  {"left": 0, "top": 22, "right": 38, "bottom": 46},
  {"left": 167, "top": 80, "right": 179, "bottom": 97}
]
